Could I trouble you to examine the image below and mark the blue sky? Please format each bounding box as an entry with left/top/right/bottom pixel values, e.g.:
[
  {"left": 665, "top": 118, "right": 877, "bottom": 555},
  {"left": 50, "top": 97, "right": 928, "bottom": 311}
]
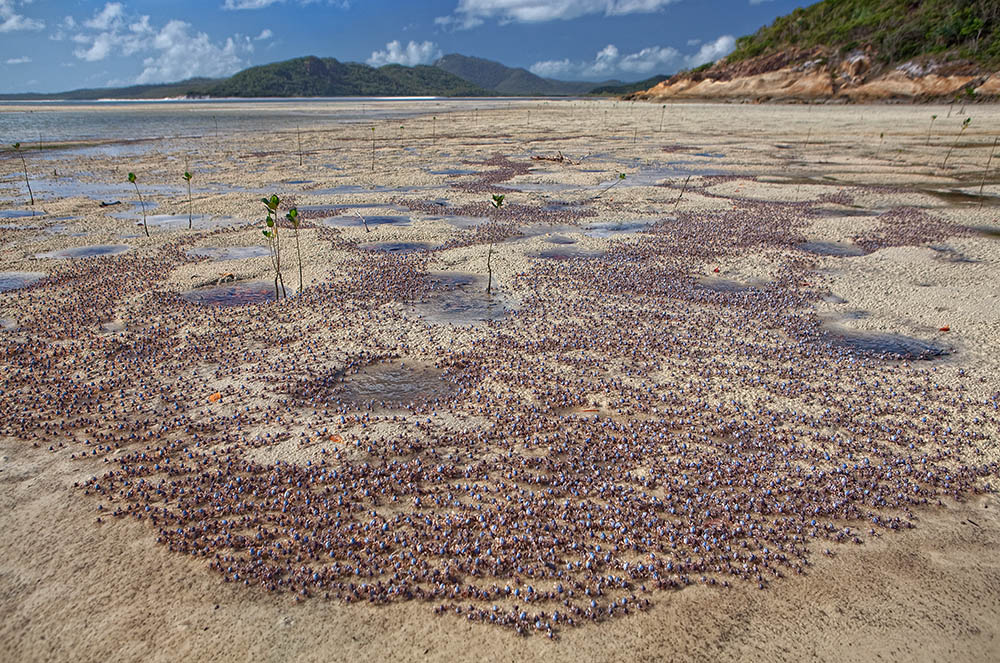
[{"left": 0, "top": 0, "right": 811, "bottom": 93}]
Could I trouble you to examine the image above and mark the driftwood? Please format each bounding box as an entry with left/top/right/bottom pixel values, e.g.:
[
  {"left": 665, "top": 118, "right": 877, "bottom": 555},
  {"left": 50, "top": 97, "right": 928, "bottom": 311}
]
[
  {"left": 530, "top": 151, "right": 577, "bottom": 165},
  {"left": 191, "top": 272, "right": 239, "bottom": 289}
]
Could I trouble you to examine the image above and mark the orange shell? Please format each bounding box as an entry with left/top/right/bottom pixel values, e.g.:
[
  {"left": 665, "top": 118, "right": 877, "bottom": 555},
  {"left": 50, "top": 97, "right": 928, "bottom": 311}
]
[{"left": 208, "top": 392, "right": 222, "bottom": 403}]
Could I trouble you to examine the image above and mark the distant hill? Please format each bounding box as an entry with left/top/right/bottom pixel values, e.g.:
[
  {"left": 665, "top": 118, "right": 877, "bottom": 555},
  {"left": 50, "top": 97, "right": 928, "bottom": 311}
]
[
  {"left": 0, "top": 78, "right": 218, "bottom": 101},
  {"left": 207, "top": 56, "right": 488, "bottom": 97},
  {"left": 590, "top": 75, "right": 671, "bottom": 96},
  {"left": 0, "top": 53, "right": 665, "bottom": 100},
  {"left": 629, "top": 0, "right": 1000, "bottom": 102},
  {"left": 434, "top": 53, "right": 627, "bottom": 96}
]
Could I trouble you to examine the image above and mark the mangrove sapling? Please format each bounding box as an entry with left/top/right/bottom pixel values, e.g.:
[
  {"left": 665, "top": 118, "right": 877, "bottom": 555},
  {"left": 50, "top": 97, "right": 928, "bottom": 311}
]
[
  {"left": 874, "top": 132, "right": 885, "bottom": 160},
  {"left": 371, "top": 127, "right": 376, "bottom": 172},
  {"left": 978, "top": 137, "right": 998, "bottom": 206},
  {"left": 127, "top": 172, "right": 149, "bottom": 238},
  {"left": 659, "top": 105, "right": 666, "bottom": 132},
  {"left": 183, "top": 170, "right": 193, "bottom": 229},
  {"left": 286, "top": 207, "right": 304, "bottom": 292},
  {"left": 941, "top": 117, "right": 971, "bottom": 169},
  {"left": 926, "top": 115, "right": 937, "bottom": 146},
  {"left": 486, "top": 194, "right": 504, "bottom": 295},
  {"left": 593, "top": 172, "right": 626, "bottom": 200},
  {"left": 261, "top": 194, "right": 287, "bottom": 300},
  {"left": 11, "top": 143, "right": 34, "bottom": 208}
]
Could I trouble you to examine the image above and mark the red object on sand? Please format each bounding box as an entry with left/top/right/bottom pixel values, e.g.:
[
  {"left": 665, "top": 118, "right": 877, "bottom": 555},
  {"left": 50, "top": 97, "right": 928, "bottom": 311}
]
[{"left": 939, "top": 326, "right": 950, "bottom": 332}]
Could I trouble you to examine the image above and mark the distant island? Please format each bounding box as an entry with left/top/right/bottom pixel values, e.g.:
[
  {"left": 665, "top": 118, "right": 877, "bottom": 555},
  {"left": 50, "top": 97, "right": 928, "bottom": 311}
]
[
  {"left": 0, "top": 54, "right": 662, "bottom": 101},
  {"left": 628, "top": 0, "right": 1000, "bottom": 102}
]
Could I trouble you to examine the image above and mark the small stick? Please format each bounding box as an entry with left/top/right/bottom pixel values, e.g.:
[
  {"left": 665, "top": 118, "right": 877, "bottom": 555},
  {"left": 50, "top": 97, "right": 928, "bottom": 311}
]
[
  {"left": 354, "top": 210, "right": 370, "bottom": 233},
  {"left": 297, "top": 125, "right": 303, "bottom": 167},
  {"left": 674, "top": 175, "right": 691, "bottom": 211},
  {"left": 978, "top": 136, "right": 998, "bottom": 207}
]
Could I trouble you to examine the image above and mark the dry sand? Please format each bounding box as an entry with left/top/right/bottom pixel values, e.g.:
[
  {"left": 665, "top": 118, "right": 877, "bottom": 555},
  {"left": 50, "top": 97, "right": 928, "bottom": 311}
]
[{"left": 1, "top": 99, "right": 999, "bottom": 662}]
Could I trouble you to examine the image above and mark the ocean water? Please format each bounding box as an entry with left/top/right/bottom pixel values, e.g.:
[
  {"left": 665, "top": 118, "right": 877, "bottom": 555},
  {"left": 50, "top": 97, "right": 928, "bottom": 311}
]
[{"left": 0, "top": 97, "right": 527, "bottom": 144}]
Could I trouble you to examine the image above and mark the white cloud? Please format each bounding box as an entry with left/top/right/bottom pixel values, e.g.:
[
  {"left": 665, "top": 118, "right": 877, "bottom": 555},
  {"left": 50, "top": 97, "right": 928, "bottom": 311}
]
[
  {"left": 223, "top": 0, "right": 283, "bottom": 8},
  {"left": 529, "top": 35, "right": 734, "bottom": 80},
  {"left": 222, "top": 0, "right": 351, "bottom": 9},
  {"left": 68, "top": 5, "right": 256, "bottom": 84},
  {"left": 255, "top": 28, "right": 273, "bottom": 40},
  {"left": 438, "top": 0, "right": 679, "bottom": 29},
  {"left": 84, "top": 3, "right": 124, "bottom": 30},
  {"left": 367, "top": 40, "right": 441, "bottom": 67},
  {"left": 0, "top": 0, "right": 44, "bottom": 32},
  {"left": 529, "top": 58, "right": 573, "bottom": 78},
  {"left": 5, "top": 56, "right": 31, "bottom": 64},
  {"left": 686, "top": 34, "right": 735, "bottom": 67}
]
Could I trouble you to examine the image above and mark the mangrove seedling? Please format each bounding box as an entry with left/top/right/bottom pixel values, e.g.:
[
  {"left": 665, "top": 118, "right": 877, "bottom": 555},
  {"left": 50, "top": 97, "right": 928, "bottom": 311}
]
[
  {"left": 486, "top": 193, "right": 504, "bottom": 295},
  {"left": 127, "top": 172, "right": 149, "bottom": 238},
  {"left": 12, "top": 143, "right": 34, "bottom": 208},
  {"left": 874, "top": 132, "right": 885, "bottom": 160},
  {"left": 926, "top": 114, "right": 937, "bottom": 146},
  {"left": 261, "top": 194, "right": 287, "bottom": 300},
  {"left": 371, "top": 127, "right": 376, "bottom": 172},
  {"left": 593, "top": 172, "right": 626, "bottom": 199},
  {"left": 183, "top": 170, "right": 193, "bottom": 229},
  {"left": 942, "top": 117, "right": 971, "bottom": 169},
  {"left": 659, "top": 105, "right": 666, "bottom": 132},
  {"left": 286, "top": 207, "right": 304, "bottom": 292}
]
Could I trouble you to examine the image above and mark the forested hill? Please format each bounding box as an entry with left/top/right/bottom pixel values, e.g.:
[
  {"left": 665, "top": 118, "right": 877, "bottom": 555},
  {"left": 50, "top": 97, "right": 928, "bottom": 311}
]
[
  {"left": 433, "top": 54, "right": 626, "bottom": 96},
  {"left": 206, "top": 56, "right": 488, "bottom": 97},
  {"left": 629, "top": 0, "right": 1000, "bottom": 102},
  {"left": 727, "top": 0, "right": 1000, "bottom": 68}
]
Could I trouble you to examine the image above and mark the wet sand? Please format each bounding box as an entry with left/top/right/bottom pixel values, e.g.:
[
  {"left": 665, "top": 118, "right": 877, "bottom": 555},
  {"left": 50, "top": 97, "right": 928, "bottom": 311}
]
[{"left": 1, "top": 99, "right": 999, "bottom": 662}]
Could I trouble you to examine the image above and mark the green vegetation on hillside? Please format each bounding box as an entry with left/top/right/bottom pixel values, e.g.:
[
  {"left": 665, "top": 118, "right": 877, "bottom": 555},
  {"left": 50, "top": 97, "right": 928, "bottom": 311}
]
[
  {"left": 208, "top": 56, "right": 487, "bottom": 97},
  {"left": 728, "top": 0, "right": 1000, "bottom": 67},
  {"left": 434, "top": 53, "right": 625, "bottom": 96},
  {"left": 589, "top": 75, "right": 670, "bottom": 96}
]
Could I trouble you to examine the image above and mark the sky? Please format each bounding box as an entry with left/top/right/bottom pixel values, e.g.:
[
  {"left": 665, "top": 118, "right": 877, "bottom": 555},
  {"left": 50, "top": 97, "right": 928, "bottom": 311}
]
[{"left": 0, "top": 0, "right": 813, "bottom": 93}]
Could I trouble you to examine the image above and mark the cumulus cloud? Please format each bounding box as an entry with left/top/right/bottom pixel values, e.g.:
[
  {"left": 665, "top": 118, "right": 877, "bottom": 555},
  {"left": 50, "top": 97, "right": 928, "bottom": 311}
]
[
  {"left": 68, "top": 3, "right": 256, "bottom": 84},
  {"left": 5, "top": 56, "right": 31, "bottom": 64},
  {"left": 222, "top": 0, "right": 351, "bottom": 9},
  {"left": 0, "top": 0, "right": 44, "bottom": 32},
  {"left": 223, "top": 0, "right": 282, "bottom": 8},
  {"left": 367, "top": 40, "right": 441, "bottom": 67},
  {"left": 686, "top": 34, "right": 735, "bottom": 67},
  {"left": 437, "top": 0, "right": 679, "bottom": 29},
  {"left": 255, "top": 28, "right": 273, "bottom": 40},
  {"left": 529, "top": 35, "right": 735, "bottom": 80}
]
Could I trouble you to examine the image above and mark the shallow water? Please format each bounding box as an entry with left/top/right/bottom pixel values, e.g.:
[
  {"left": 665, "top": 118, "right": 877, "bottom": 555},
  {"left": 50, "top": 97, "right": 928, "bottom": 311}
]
[
  {"left": 534, "top": 246, "right": 605, "bottom": 260},
  {"left": 361, "top": 241, "right": 434, "bottom": 254},
  {"left": 415, "top": 272, "right": 509, "bottom": 325},
  {"left": 117, "top": 214, "right": 244, "bottom": 231},
  {"left": 34, "top": 244, "right": 130, "bottom": 259},
  {"left": 187, "top": 246, "right": 272, "bottom": 261},
  {"left": 821, "top": 328, "right": 949, "bottom": 360},
  {"left": 0, "top": 210, "right": 38, "bottom": 219},
  {"left": 0, "top": 271, "right": 46, "bottom": 292},
  {"left": 322, "top": 215, "right": 412, "bottom": 228},
  {"left": 181, "top": 281, "right": 277, "bottom": 307},
  {"left": 337, "top": 361, "right": 457, "bottom": 408},
  {"left": 694, "top": 278, "right": 755, "bottom": 293},
  {"left": 797, "top": 241, "right": 867, "bottom": 257},
  {"left": 584, "top": 221, "right": 654, "bottom": 238}
]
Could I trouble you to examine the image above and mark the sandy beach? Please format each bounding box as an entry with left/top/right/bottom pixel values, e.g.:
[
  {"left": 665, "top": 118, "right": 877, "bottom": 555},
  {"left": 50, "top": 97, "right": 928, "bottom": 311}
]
[{"left": 1, "top": 98, "right": 999, "bottom": 662}]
